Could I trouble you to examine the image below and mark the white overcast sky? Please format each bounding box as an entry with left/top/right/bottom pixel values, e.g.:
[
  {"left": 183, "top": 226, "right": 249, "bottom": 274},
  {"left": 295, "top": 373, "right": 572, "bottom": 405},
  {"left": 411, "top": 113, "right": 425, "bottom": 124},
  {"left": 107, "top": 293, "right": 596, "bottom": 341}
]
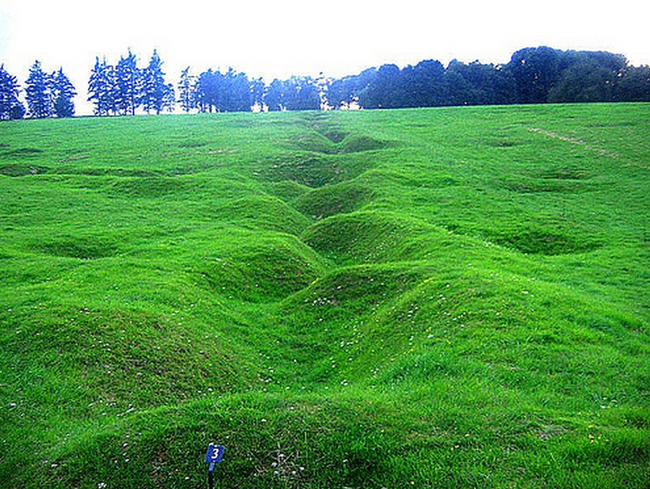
[{"left": 1, "top": 0, "right": 649, "bottom": 113}]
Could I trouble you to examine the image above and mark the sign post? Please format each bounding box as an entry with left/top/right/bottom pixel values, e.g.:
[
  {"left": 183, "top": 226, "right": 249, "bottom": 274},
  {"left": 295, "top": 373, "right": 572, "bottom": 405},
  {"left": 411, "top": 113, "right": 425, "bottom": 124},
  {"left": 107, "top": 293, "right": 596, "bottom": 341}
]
[{"left": 204, "top": 443, "right": 225, "bottom": 489}]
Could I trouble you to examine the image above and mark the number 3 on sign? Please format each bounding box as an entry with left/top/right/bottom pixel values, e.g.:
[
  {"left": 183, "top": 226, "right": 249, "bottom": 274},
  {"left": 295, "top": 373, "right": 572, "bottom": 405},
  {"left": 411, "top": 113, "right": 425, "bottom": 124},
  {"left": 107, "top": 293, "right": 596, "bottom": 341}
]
[
  {"left": 205, "top": 443, "right": 225, "bottom": 465},
  {"left": 205, "top": 443, "right": 225, "bottom": 489}
]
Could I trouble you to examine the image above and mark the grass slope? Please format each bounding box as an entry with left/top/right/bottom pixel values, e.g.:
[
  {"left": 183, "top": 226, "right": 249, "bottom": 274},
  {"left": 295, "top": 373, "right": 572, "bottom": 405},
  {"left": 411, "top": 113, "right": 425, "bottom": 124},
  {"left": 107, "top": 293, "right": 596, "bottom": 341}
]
[{"left": 1, "top": 105, "right": 649, "bottom": 488}]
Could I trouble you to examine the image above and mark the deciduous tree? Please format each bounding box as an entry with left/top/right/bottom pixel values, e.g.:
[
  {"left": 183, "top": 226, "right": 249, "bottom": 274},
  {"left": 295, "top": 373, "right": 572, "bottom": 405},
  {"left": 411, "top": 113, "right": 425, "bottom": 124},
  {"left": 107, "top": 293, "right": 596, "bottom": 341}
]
[
  {"left": 506, "top": 46, "right": 562, "bottom": 104},
  {"left": 250, "top": 77, "right": 265, "bottom": 111},
  {"left": 283, "top": 76, "right": 321, "bottom": 111},
  {"left": 264, "top": 79, "right": 286, "bottom": 111},
  {"left": 615, "top": 65, "right": 650, "bottom": 102}
]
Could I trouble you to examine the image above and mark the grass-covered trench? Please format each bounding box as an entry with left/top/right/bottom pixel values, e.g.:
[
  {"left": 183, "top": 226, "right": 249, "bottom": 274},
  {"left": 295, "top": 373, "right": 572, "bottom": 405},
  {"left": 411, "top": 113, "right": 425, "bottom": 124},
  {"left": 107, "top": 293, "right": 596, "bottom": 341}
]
[{"left": 1, "top": 104, "right": 649, "bottom": 488}]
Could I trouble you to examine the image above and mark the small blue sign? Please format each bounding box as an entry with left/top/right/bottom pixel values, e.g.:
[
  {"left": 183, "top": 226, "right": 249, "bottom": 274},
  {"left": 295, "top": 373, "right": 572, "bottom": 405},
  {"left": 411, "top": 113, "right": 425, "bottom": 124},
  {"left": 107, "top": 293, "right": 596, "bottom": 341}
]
[{"left": 205, "top": 444, "right": 225, "bottom": 465}]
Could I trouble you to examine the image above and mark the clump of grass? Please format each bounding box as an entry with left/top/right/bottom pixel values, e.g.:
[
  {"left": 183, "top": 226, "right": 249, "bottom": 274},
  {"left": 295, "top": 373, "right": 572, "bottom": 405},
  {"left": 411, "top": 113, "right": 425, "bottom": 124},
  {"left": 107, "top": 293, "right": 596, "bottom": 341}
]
[{"left": 0, "top": 163, "right": 49, "bottom": 176}]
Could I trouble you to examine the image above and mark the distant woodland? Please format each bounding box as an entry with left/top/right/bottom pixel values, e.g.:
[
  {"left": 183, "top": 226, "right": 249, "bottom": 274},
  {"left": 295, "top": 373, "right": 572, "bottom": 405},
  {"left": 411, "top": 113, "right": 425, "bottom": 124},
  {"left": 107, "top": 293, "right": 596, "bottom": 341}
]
[{"left": 1, "top": 46, "right": 650, "bottom": 119}]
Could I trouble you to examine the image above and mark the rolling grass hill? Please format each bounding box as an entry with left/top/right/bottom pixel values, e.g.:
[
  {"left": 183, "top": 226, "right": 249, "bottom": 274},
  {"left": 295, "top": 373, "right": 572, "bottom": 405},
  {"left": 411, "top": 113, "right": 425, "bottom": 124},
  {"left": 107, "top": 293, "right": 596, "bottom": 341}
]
[{"left": 1, "top": 104, "right": 649, "bottom": 488}]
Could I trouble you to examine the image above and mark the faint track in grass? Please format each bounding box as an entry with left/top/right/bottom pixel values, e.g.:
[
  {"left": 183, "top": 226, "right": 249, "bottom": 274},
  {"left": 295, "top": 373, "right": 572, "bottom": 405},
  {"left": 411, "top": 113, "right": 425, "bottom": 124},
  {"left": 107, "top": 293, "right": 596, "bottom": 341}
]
[{"left": 527, "top": 126, "right": 619, "bottom": 158}]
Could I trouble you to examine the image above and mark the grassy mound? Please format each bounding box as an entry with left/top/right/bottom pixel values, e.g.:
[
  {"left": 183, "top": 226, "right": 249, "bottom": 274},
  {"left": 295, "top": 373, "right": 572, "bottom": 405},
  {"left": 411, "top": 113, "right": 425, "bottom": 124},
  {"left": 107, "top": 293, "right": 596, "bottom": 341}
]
[
  {"left": 295, "top": 180, "right": 376, "bottom": 219},
  {"left": 212, "top": 195, "right": 312, "bottom": 235},
  {"left": 290, "top": 126, "right": 389, "bottom": 156},
  {"left": 302, "top": 211, "right": 431, "bottom": 264},
  {"left": 195, "top": 231, "right": 328, "bottom": 302}
]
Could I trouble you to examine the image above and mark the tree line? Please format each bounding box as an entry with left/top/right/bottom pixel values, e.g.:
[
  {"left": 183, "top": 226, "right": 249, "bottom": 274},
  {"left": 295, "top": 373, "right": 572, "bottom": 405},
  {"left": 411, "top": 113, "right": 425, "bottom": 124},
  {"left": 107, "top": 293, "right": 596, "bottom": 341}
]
[
  {"left": 0, "top": 61, "right": 76, "bottom": 120},
  {"left": 331, "top": 47, "right": 650, "bottom": 109},
  {"left": 1, "top": 46, "right": 650, "bottom": 120},
  {"left": 88, "top": 50, "right": 175, "bottom": 116},
  {"left": 177, "top": 69, "right": 325, "bottom": 113}
]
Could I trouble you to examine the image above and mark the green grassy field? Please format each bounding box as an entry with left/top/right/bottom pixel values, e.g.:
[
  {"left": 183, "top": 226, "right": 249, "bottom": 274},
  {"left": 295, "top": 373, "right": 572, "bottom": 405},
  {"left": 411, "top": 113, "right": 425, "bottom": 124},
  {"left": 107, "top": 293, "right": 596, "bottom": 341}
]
[{"left": 1, "top": 104, "right": 649, "bottom": 488}]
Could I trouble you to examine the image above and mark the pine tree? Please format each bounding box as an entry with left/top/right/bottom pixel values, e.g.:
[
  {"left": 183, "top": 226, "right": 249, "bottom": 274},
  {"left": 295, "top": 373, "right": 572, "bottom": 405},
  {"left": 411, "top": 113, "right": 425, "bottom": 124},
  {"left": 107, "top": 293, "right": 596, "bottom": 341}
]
[
  {"left": 162, "top": 84, "right": 176, "bottom": 113},
  {"left": 178, "top": 67, "right": 196, "bottom": 113},
  {"left": 115, "top": 50, "right": 142, "bottom": 115},
  {"left": 52, "top": 68, "right": 76, "bottom": 118},
  {"left": 25, "top": 60, "right": 54, "bottom": 118},
  {"left": 88, "top": 57, "right": 114, "bottom": 116},
  {"left": 142, "top": 50, "right": 175, "bottom": 114},
  {"left": 0, "top": 65, "right": 25, "bottom": 120}
]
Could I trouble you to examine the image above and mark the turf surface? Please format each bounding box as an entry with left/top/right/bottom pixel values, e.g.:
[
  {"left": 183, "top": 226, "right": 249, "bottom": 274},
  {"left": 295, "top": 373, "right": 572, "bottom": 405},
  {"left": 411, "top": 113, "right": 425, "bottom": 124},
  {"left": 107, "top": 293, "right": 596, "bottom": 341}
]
[{"left": 1, "top": 104, "right": 649, "bottom": 487}]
